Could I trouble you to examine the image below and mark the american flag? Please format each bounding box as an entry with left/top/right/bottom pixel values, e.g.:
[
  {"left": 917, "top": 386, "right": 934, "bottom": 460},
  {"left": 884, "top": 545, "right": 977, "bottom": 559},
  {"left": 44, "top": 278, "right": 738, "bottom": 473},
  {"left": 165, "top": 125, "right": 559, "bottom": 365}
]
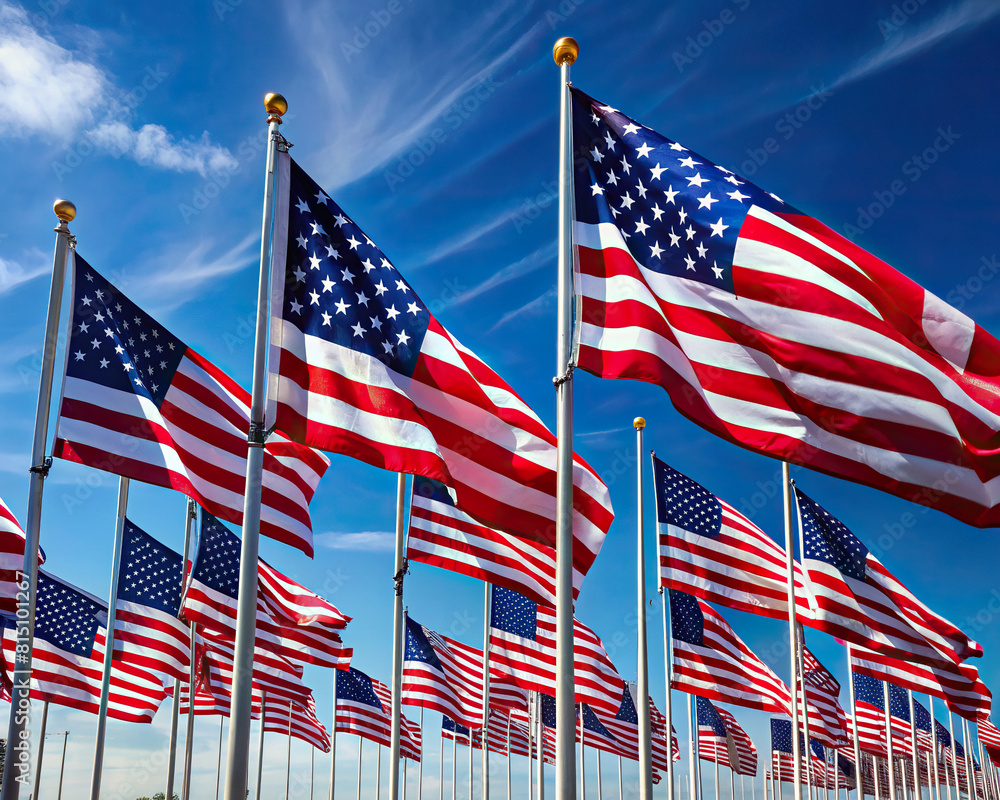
[
  {"left": 569, "top": 86, "right": 1000, "bottom": 530},
  {"left": 850, "top": 644, "right": 991, "bottom": 720},
  {"left": 181, "top": 509, "right": 351, "bottom": 669},
  {"left": 260, "top": 695, "right": 331, "bottom": 752},
  {"left": 52, "top": 256, "right": 329, "bottom": 556},
  {"left": 407, "top": 476, "right": 582, "bottom": 608},
  {"left": 592, "top": 685, "right": 674, "bottom": 773},
  {"left": 488, "top": 585, "right": 624, "bottom": 714},
  {"left": 0, "top": 496, "right": 43, "bottom": 616},
  {"left": 267, "top": 155, "right": 614, "bottom": 566},
  {"left": 669, "top": 590, "right": 790, "bottom": 714},
  {"left": 112, "top": 519, "right": 190, "bottom": 683},
  {"left": 335, "top": 667, "right": 421, "bottom": 760},
  {"left": 503, "top": 709, "right": 557, "bottom": 763},
  {"left": 979, "top": 718, "right": 1000, "bottom": 768},
  {"left": 653, "top": 456, "right": 810, "bottom": 619},
  {"left": 851, "top": 672, "right": 913, "bottom": 756},
  {"left": 796, "top": 488, "right": 979, "bottom": 667},
  {"left": 1, "top": 571, "right": 167, "bottom": 722},
  {"left": 696, "top": 699, "right": 758, "bottom": 777},
  {"left": 770, "top": 719, "right": 827, "bottom": 785},
  {"left": 801, "top": 645, "right": 850, "bottom": 746},
  {"left": 444, "top": 710, "right": 520, "bottom": 757},
  {"left": 402, "top": 615, "right": 484, "bottom": 730}
]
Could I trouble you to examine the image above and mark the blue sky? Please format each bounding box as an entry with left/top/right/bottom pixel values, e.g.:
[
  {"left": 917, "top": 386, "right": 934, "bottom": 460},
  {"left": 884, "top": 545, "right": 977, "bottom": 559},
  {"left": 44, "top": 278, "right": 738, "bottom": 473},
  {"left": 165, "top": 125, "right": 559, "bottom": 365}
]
[{"left": 1, "top": 0, "right": 999, "bottom": 797}]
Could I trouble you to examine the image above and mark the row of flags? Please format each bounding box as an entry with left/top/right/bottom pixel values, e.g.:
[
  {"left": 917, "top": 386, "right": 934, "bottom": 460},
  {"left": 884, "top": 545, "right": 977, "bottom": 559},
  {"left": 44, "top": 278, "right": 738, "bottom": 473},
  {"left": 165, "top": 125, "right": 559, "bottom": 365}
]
[{"left": 7, "top": 70, "right": 1000, "bottom": 800}]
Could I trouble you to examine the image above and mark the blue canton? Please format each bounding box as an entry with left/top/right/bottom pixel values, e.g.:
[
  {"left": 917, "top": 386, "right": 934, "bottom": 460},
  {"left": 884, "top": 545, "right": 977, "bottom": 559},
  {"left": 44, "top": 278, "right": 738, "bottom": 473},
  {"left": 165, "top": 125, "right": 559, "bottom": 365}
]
[
  {"left": 282, "top": 159, "right": 431, "bottom": 377},
  {"left": 669, "top": 589, "right": 705, "bottom": 646},
  {"left": 887, "top": 684, "right": 910, "bottom": 722},
  {"left": 336, "top": 667, "right": 383, "bottom": 709},
  {"left": 852, "top": 672, "right": 885, "bottom": 709},
  {"left": 539, "top": 694, "right": 558, "bottom": 728},
  {"left": 581, "top": 704, "right": 617, "bottom": 741},
  {"left": 413, "top": 476, "right": 454, "bottom": 506},
  {"left": 118, "top": 519, "right": 184, "bottom": 615},
  {"left": 571, "top": 88, "right": 795, "bottom": 295},
  {"left": 697, "top": 696, "right": 728, "bottom": 737},
  {"left": 913, "top": 697, "right": 932, "bottom": 733},
  {"left": 796, "top": 489, "right": 869, "bottom": 582},
  {"left": 490, "top": 586, "right": 537, "bottom": 640},
  {"left": 35, "top": 572, "right": 105, "bottom": 657},
  {"left": 66, "top": 255, "right": 186, "bottom": 408},
  {"left": 404, "top": 616, "right": 444, "bottom": 672},
  {"left": 614, "top": 685, "right": 639, "bottom": 724},
  {"left": 770, "top": 718, "right": 806, "bottom": 754},
  {"left": 653, "top": 456, "right": 722, "bottom": 537},
  {"left": 443, "top": 716, "right": 472, "bottom": 737},
  {"left": 191, "top": 510, "right": 241, "bottom": 599}
]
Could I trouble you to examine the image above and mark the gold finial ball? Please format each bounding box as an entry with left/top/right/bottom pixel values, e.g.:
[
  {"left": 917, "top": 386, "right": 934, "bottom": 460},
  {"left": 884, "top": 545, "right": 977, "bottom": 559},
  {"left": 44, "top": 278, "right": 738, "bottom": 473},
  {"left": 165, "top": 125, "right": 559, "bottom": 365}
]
[
  {"left": 553, "top": 37, "right": 579, "bottom": 66},
  {"left": 53, "top": 199, "right": 76, "bottom": 222},
  {"left": 264, "top": 92, "right": 288, "bottom": 117},
  {"left": 633, "top": 416, "right": 646, "bottom": 430}
]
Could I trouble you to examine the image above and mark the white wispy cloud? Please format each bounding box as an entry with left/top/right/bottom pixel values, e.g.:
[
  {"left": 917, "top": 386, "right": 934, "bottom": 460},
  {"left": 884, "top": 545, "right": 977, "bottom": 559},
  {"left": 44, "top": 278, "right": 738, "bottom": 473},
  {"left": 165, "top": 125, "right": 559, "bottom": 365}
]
[
  {"left": 314, "top": 531, "right": 395, "bottom": 552},
  {"left": 0, "top": 250, "right": 48, "bottom": 294},
  {"left": 0, "top": 1, "right": 235, "bottom": 175},
  {"left": 488, "top": 285, "right": 556, "bottom": 333},
  {"left": 447, "top": 243, "right": 554, "bottom": 309},
  {"left": 832, "top": 0, "right": 1000, "bottom": 91}
]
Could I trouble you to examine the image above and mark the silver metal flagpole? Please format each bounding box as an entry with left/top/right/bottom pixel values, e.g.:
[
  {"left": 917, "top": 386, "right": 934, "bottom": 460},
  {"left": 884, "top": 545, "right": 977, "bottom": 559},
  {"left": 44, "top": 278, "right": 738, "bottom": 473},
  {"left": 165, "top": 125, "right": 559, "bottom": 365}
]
[
  {"left": 618, "top": 756, "right": 623, "bottom": 800},
  {"left": 506, "top": 714, "right": 512, "bottom": 800},
  {"left": 689, "top": 694, "right": 699, "bottom": 800},
  {"left": 529, "top": 698, "right": 535, "bottom": 800},
  {"left": 286, "top": 703, "right": 293, "bottom": 800},
  {"left": 440, "top": 720, "right": 445, "bottom": 800},
  {"left": 357, "top": 738, "right": 363, "bottom": 800},
  {"left": 929, "top": 698, "right": 940, "bottom": 800},
  {"left": 453, "top": 727, "right": 458, "bottom": 800},
  {"left": 731, "top": 759, "right": 736, "bottom": 800},
  {"left": 0, "top": 199, "right": 75, "bottom": 800},
  {"left": 31, "top": 701, "right": 48, "bottom": 800},
  {"left": 166, "top": 497, "right": 196, "bottom": 800},
  {"left": 537, "top": 693, "right": 546, "bottom": 800},
  {"left": 418, "top": 709, "right": 424, "bottom": 800},
  {"left": 183, "top": 620, "right": 198, "bottom": 800},
  {"left": 715, "top": 740, "right": 721, "bottom": 800},
  {"left": 468, "top": 727, "right": 474, "bottom": 800},
  {"left": 874, "top": 758, "right": 882, "bottom": 800},
  {"left": 784, "top": 464, "right": 803, "bottom": 800},
  {"left": 660, "top": 585, "right": 676, "bottom": 800},
  {"left": 376, "top": 745, "right": 382, "bottom": 800},
  {"left": 580, "top": 714, "right": 586, "bottom": 800},
  {"left": 597, "top": 750, "right": 603, "bottom": 800},
  {"left": 389, "top": 473, "right": 408, "bottom": 800},
  {"left": 946, "top": 711, "right": 958, "bottom": 800},
  {"left": 256, "top": 690, "right": 268, "bottom": 800},
  {"left": 883, "top": 683, "right": 897, "bottom": 800},
  {"left": 797, "top": 626, "right": 814, "bottom": 800},
  {"left": 847, "top": 648, "right": 864, "bottom": 800},
  {"left": 312, "top": 747, "right": 316, "bottom": 800},
  {"left": 89, "top": 475, "right": 130, "bottom": 800},
  {"left": 963, "top": 718, "right": 978, "bottom": 800},
  {"left": 224, "top": 90, "right": 286, "bottom": 800},
  {"left": 634, "top": 419, "right": 653, "bottom": 800},
  {"left": 553, "top": 33, "right": 579, "bottom": 800},
  {"left": 908, "top": 692, "right": 922, "bottom": 800},
  {"left": 483, "top": 584, "right": 492, "bottom": 800},
  {"left": 56, "top": 732, "right": 68, "bottom": 800},
  {"left": 330, "top": 670, "right": 339, "bottom": 800},
  {"left": 217, "top": 716, "right": 225, "bottom": 800},
  {"left": 403, "top": 757, "right": 408, "bottom": 800}
]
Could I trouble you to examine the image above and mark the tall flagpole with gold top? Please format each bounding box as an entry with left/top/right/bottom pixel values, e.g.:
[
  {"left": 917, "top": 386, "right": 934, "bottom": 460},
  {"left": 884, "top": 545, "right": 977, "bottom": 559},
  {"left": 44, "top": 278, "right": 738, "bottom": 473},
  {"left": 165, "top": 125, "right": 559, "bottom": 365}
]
[
  {"left": 553, "top": 34, "right": 579, "bottom": 800},
  {"left": 0, "top": 199, "right": 76, "bottom": 800},
  {"left": 223, "top": 92, "right": 287, "bottom": 800},
  {"left": 634, "top": 417, "right": 653, "bottom": 800}
]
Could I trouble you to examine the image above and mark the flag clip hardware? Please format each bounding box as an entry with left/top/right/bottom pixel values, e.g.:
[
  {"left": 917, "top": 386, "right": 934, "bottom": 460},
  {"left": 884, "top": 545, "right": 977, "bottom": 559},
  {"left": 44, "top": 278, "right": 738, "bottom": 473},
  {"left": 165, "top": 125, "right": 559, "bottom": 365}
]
[
  {"left": 393, "top": 558, "right": 409, "bottom": 596},
  {"left": 552, "top": 363, "right": 575, "bottom": 387},
  {"left": 247, "top": 421, "right": 268, "bottom": 446},
  {"left": 272, "top": 132, "right": 293, "bottom": 153},
  {"left": 29, "top": 456, "right": 52, "bottom": 477}
]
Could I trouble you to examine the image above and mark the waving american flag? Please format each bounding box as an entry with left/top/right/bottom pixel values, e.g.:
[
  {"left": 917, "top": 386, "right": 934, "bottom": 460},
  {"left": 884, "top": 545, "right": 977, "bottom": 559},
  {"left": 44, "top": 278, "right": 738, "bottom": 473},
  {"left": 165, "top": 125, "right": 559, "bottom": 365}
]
[{"left": 570, "top": 86, "right": 1000, "bottom": 529}]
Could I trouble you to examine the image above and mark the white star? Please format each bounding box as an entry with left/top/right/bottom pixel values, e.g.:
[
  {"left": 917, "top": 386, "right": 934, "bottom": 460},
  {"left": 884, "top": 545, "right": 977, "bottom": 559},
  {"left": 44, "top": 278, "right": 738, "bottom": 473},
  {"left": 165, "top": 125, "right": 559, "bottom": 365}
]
[
  {"left": 289, "top": 298, "right": 303, "bottom": 314},
  {"left": 381, "top": 258, "right": 394, "bottom": 270},
  {"left": 382, "top": 341, "right": 393, "bottom": 355},
  {"left": 606, "top": 169, "right": 618, "bottom": 186},
  {"left": 635, "top": 142, "right": 653, "bottom": 159},
  {"left": 78, "top": 321, "right": 89, "bottom": 333},
  {"left": 696, "top": 241, "right": 708, "bottom": 258},
  {"left": 351, "top": 322, "right": 365, "bottom": 337},
  {"left": 341, "top": 267, "right": 355, "bottom": 283},
  {"left": 684, "top": 254, "right": 696, "bottom": 271},
  {"left": 386, "top": 305, "right": 400, "bottom": 321},
  {"left": 296, "top": 197, "right": 310, "bottom": 214},
  {"left": 769, "top": 192, "right": 785, "bottom": 204},
  {"left": 685, "top": 225, "right": 696, "bottom": 240},
  {"left": 396, "top": 330, "right": 411, "bottom": 346},
  {"left": 356, "top": 291, "right": 370, "bottom": 306},
  {"left": 727, "top": 189, "right": 750, "bottom": 203},
  {"left": 370, "top": 316, "right": 383, "bottom": 332},
  {"left": 620, "top": 193, "right": 634, "bottom": 210},
  {"left": 362, "top": 258, "right": 376, "bottom": 273},
  {"left": 309, "top": 253, "right": 322, "bottom": 270},
  {"left": 622, "top": 122, "right": 640, "bottom": 135},
  {"left": 724, "top": 174, "right": 743, "bottom": 186},
  {"left": 591, "top": 183, "right": 604, "bottom": 196},
  {"left": 296, "top": 234, "right": 308, "bottom": 249},
  {"left": 664, "top": 185, "right": 678, "bottom": 205},
  {"left": 407, "top": 302, "right": 420, "bottom": 316},
  {"left": 293, "top": 266, "right": 306, "bottom": 283},
  {"left": 321, "top": 276, "right": 335, "bottom": 293},
  {"left": 590, "top": 147, "right": 604, "bottom": 163},
  {"left": 309, "top": 290, "right": 320, "bottom": 305},
  {"left": 651, "top": 203, "right": 665, "bottom": 222},
  {"left": 603, "top": 131, "right": 616, "bottom": 151},
  {"left": 620, "top": 156, "right": 632, "bottom": 175},
  {"left": 635, "top": 180, "right": 647, "bottom": 199},
  {"left": 677, "top": 207, "right": 689, "bottom": 224},
  {"left": 710, "top": 218, "right": 730, "bottom": 238},
  {"left": 687, "top": 172, "right": 709, "bottom": 188},
  {"left": 649, "top": 241, "right": 664, "bottom": 259},
  {"left": 375, "top": 281, "right": 388, "bottom": 296},
  {"left": 321, "top": 311, "right": 332, "bottom": 326},
  {"left": 81, "top": 295, "right": 92, "bottom": 306},
  {"left": 74, "top": 351, "right": 84, "bottom": 361},
  {"left": 347, "top": 235, "right": 361, "bottom": 250},
  {"left": 634, "top": 218, "right": 649, "bottom": 236},
  {"left": 315, "top": 190, "right": 330, "bottom": 205},
  {"left": 669, "top": 142, "right": 687, "bottom": 151},
  {"left": 310, "top": 221, "right": 326, "bottom": 237},
  {"left": 712, "top": 261, "right": 724, "bottom": 279},
  {"left": 650, "top": 163, "right": 667, "bottom": 181},
  {"left": 698, "top": 192, "right": 718, "bottom": 210},
  {"left": 334, "top": 213, "right": 349, "bottom": 227},
  {"left": 326, "top": 245, "right": 341, "bottom": 260},
  {"left": 678, "top": 156, "right": 700, "bottom": 169},
  {"left": 335, "top": 299, "right": 349, "bottom": 315},
  {"left": 395, "top": 280, "right": 409, "bottom": 293}
]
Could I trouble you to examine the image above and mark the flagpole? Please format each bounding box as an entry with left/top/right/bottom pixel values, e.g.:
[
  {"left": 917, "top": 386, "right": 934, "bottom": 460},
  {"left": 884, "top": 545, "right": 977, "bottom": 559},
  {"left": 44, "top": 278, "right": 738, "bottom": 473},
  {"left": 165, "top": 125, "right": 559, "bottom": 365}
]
[
  {"left": 529, "top": 698, "right": 535, "bottom": 800},
  {"left": 166, "top": 497, "right": 196, "bottom": 800},
  {"left": 963, "top": 718, "right": 977, "bottom": 800},
  {"left": 506, "top": 714, "right": 512, "bottom": 800},
  {"left": 928, "top": 698, "right": 940, "bottom": 800},
  {"left": 908, "top": 692, "right": 922, "bottom": 800},
  {"left": 618, "top": 756, "right": 623, "bottom": 800},
  {"left": 183, "top": 621, "right": 198, "bottom": 800},
  {"left": 847, "top": 648, "right": 864, "bottom": 800},
  {"left": 689, "top": 694, "right": 699, "bottom": 800},
  {"left": 439, "top": 720, "right": 445, "bottom": 800},
  {"left": 628, "top": 419, "right": 652, "bottom": 800},
  {"left": 330, "top": 671, "right": 339, "bottom": 800},
  {"left": 884, "top": 682, "right": 898, "bottom": 800},
  {"left": 256, "top": 690, "right": 268, "bottom": 800},
  {"left": 715, "top": 739, "right": 721, "bottom": 800},
  {"left": 312, "top": 747, "right": 316, "bottom": 800},
  {"left": 731, "top": 760, "right": 736, "bottom": 800},
  {"left": 56, "top": 731, "right": 68, "bottom": 800},
  {"left": 947, "top": 712, "right": 961, "bottom": 800},
  {"left": 223, "top": 91, "right": 286, "bottom": 800},
  {"left": 597, "top": 750, "right": 603, "bottom": 800},
  {"left": 833, "top": 752, "right": 838, "bottom": 800},
  {"left": 551, "top": 33, "right": 581, "bottom": 800},
  {"left": 0, "top": 199, "right": 75, "bottom": 800},
  {"left": 377, "top": 745, "right": 382, "bottom": 800},
  {"left": 797, "top": 626, "right": 813, "bottom": 800},
  {"left": 453, "top": 726, "right": 458, "bottom": 800},
  {"left": 483, "top": 583, "right": 492, "bottom": 800},
  {"left": 389, "top": 472, "right": 408, "bottom": 800},
  {"left": 404, "top": 756, "right": 408, "bottom": 800},
  {"left": 468, "top": 727, "right": 474, "bottom": 800},
  {"left": 89, "top": 475, "right": 130, "bottom": 800},
  {"left": 783, "top": 463, "right": 803, "bottom": 800},
  {"left": 580, "top": 713, "right": 586, "bottom": 800},
  {"left": 660, "top": 586, "right": 676, "bottom": 800},
  {"left": 216, "top": 716, "right": 225, "bottom": 800},
  {"left": 418, "top": 709, "right": 424, "bottom": 800},
  {"left": 357, "top": 739, "right": 363, "bottom": 800},
  {"left": 285, "top": 703, "right": 294, "bottom": 800},
  {"left": 30, "top": 702, "right": 48, "bottom": 800},
  {"left": 538, "top": 693, "right": 546, "bottom": 800}
]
